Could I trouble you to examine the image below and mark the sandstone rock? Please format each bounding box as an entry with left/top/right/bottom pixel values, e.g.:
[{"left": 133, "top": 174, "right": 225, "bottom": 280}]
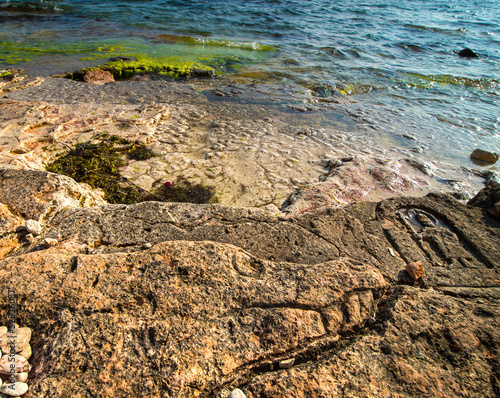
[
  {"left": 25, "top": 219, "right": 42, "bottom": 236},
  {"left": 0, "top": 355, "right": 30, "bottom": 374},
  {"left": 228, "top": 388, "right": 246, "bottom": 398},
  {"left": 0, "top": 382, "right": 28, "bottom": 396},
  {"left": 83, "top": 69, "right": 114, "bottom": 85},
  {"left": 0, "top": 169, "right": 105, "bottom": 222},
  {"left": 0, "top": 170, "right": 499, "bottom": 397},
  {"left": 406, "top": 261, "right": 425, "bottom": 280},
  {"left": 471, "top": 148, "right": 499, "bottom": 165}
]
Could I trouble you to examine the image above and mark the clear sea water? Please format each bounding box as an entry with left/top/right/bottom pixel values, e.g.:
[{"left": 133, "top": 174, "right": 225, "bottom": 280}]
[{"left": 1, "top": 0, "right": 499, "bottom": 171}]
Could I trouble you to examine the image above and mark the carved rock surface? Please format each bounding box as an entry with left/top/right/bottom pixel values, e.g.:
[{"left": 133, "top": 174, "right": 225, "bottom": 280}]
[{"left": 0, "top": 170, "right": 498, "bottom": 397}]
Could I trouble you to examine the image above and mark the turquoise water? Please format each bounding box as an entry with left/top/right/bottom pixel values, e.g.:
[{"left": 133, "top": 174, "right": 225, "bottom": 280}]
[{"left": 1, "top": 0, "right": 499, "bottom": 166}]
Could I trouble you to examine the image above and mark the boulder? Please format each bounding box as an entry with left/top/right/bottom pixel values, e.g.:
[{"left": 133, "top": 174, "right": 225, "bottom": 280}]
[
  {"left": 471, "top": 148, "right": 499, "bottom": 165},
  {"left": 83, "top": 69, "right": 115, "bottom": 85}
]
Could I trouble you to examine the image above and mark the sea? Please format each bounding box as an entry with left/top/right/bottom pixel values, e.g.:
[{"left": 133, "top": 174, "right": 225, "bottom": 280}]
[{"left": 0, "top": 0, "right": 499, "bottom": 179}]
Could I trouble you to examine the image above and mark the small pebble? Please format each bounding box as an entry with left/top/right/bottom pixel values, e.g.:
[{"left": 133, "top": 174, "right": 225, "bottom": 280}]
[
  {"left": 0, "top": 355, "right": 30, "bottom": 374},
  {"left": 0, "top": 382, "right": 29, "bottom": 396},
  {"left": 279, "top": 358, "right": 295, "bottom": 369},
  {"left": 143, "top": 243, "right": 152, "bottom": 249},
  {"left": 406, "top": 261, "right": 424, "bottom": 280},
  {"left": 228, "top": 388, "right": 246, "bottom": 398},
  {"left": 367, "top": 317, "right": 376, "bottom": 326},
  {"left": 43, "top": 238, "right": 58, "bottom": 248},
  {"left": 20, "top": 344, "right": 31, "bottom": 360},
  {"left": 25, "top": 220, "right": 42, "bottom": 236}
]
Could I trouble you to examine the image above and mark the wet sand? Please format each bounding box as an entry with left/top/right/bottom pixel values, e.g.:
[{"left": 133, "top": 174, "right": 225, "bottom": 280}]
[{"left": 0, "top": 73, "right": 489, "bottom": 213}]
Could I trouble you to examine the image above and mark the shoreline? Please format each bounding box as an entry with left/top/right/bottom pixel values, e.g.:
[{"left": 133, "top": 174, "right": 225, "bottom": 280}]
[{"left": 0, "top": 71, "right": 494, "bottom": 213}]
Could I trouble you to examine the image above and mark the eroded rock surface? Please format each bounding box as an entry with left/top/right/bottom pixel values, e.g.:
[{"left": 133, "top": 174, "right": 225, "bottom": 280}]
[{"left": 0, "top": 170, "right": 498, "bottom": 397}]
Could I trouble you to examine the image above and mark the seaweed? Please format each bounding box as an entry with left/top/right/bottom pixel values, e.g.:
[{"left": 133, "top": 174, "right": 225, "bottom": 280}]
[
  {"left": 45, "top": 134, "right": 217, "bottom": 205},
  {"left": 153, "top": 176, "right": 217, "bottom": 204}
]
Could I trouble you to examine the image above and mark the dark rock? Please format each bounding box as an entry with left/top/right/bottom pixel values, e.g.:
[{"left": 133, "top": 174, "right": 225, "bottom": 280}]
[
  {"left": 471, "top": 148, "right": 499, "bottom": 165},
  {"left": 109, "top": 56, "right": 135, "bottom": 63},
  {"left": 191, "top": 69, "right": 216, "bottom": 78},
  {"left": 457, "top": 48, "right": 479, "bottom": 58}
]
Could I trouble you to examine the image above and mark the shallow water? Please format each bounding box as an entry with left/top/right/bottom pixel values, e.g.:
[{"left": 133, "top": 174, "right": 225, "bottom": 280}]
[{"left": 0, "top": 0, "right": 499, "bottom": 174}]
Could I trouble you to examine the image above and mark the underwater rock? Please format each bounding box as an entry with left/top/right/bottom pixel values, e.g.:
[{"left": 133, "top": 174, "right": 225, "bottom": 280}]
[
  {"left": 471, "top": 148, "right": 499, "bottom": 165},
  {"left": 83, "top": 69, "right": 115, "bottom": 85},
  {"left": 457, "top": 48, "right": 479, "bottom": 58}
]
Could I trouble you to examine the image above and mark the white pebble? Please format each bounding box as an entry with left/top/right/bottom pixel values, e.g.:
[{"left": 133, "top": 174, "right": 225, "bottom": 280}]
[
  {"left": 279, "top": 358, "right": 295, "bottom": 369},
  {"left": 25, "top": 220, "right": 42, "bottom": 236},
  {"left": 228, "top": 388, "right": 246, "bottom": 398},
  {"left": 0, "top": 382, "right": 29, "bottom": 396}
]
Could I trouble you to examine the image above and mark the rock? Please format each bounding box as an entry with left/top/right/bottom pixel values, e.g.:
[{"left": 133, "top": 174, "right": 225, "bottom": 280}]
[
  {"left": 279, "top": 358, "right": 295, "bottom": 369},
  {"left": 0, "top": 382, "right": 28, "bottom": 396},
  {"left": 83, "top": 69, "right": 114, "bottom": 85},
  {"left": 25, "top": 220, "right": 42, "bottom": 236},
  {"left": 0, "top": 171, "right": 499, "bottom": 397},
  {"left": 457, "top": 48, "right": 479, "bottom": 58},
  {"left": 191, "top": 69, "right": 216, "bottom": 78},
  {"left": 43, "top": 238, "right": 58, "bottom": 248},
  {"left": 0, "top": 355, "right": 30, "bottom": 374},
  {"left": 228, "top": 388, "right": 246, "bottom": 398},
  {"left": 0, "top": 169, "right": 105, "bottom": 222},
  {"left": 0, "top": 327, "right": 31, "bottom": 355},
  {"left": 492, "top": 201, "right": 500, "bottom": 219},
  {"left": 10, "top": 146, "right": 29, "bottom": 154},
  {"left": 0, "top": 373, "right": 28, "bottom": 383},
  {"left": 20, "top": 344, "right": 31, "bottom": 360},
  {"left": 405, "top": 261, "right": 425, "bottom": 280},
  {"left": 471, "top": 149, "right": 499, "bottom": 165}
]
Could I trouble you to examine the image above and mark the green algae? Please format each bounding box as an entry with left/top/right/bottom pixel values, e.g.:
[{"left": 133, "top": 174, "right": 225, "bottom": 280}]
[
  {"left": 1, "top": 35, "right": 276, "bottom": 79},
  {"left": 400, "top": 73, "right": 500, "bottom": 90},
  {"left": 100, "top": 54, "right": 217, "bottom": 79},
  {"left": 45, "top": 134, "right": 217, "bottom": 205},
  {"left": 155, "top": 34, "right": 277, "bottom": 52}
]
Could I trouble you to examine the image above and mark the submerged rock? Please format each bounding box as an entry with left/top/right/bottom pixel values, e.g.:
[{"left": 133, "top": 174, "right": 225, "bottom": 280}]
[
  {"left": 471, "top": 148, "right": 499, "bottom": 165},
  {"left": 457, "top": 48, "right": 479, "bottom": 58}
]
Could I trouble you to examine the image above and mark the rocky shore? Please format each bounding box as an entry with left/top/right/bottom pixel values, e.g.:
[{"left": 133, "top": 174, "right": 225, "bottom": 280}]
[{"left": 0, "top": 71, "right": 499, "bottom": 397}]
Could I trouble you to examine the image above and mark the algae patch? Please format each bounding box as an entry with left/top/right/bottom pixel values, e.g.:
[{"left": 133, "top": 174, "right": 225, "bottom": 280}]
[{"left": 46, "top": 134, "right": 217, "bottom": 205}]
